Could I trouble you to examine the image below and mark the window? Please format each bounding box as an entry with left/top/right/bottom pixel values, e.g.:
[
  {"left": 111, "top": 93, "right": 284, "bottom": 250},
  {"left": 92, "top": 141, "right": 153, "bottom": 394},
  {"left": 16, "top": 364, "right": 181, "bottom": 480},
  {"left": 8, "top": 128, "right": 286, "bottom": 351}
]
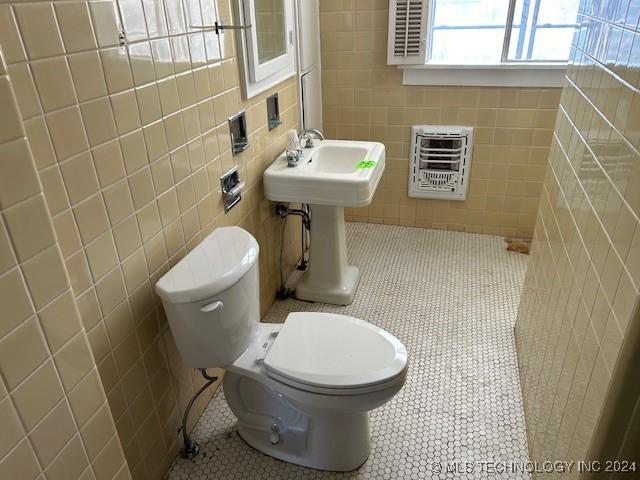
[
  {"left": 388, "top": 0, "right": 580, "bottom": 86},
  {"left": 429, "top": 0, "right": 580, "bottom": 64},
  {"left": 237, "top": 0, "right": 296, "bottom": 99}
]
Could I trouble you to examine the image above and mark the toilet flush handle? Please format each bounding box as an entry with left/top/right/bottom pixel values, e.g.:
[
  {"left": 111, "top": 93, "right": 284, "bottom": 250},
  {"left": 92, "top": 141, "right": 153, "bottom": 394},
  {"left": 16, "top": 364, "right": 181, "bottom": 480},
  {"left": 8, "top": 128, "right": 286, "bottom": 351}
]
[{"left": 200, "top": 300, "right": 223, "bottom": 313}]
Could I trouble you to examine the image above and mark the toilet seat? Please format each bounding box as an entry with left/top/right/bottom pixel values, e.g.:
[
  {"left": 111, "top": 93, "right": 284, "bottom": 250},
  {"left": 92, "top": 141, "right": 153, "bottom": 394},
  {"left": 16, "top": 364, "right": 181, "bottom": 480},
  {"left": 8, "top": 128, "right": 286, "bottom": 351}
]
[{"left": 264, "top": 312, "right": 407, "bottom": 395}]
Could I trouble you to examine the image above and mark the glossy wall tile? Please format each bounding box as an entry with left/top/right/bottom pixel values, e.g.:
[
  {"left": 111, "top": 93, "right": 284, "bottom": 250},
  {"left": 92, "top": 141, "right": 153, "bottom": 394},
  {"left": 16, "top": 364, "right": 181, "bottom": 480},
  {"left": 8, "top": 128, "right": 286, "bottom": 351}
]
[
  {"left": 515, "top": 0, "right": 640, "bottom": 475},
  {"left": 0, "top": 0, "right": 301, "bottom": 479},
  {"left": 0, "top": 49, "right": 128, "bottom": 480}
]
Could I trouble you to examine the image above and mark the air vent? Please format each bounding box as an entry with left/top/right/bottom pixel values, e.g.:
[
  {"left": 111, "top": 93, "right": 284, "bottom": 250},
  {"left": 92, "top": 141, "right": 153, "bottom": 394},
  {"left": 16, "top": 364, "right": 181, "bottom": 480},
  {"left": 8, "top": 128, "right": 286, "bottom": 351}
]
[
  {"left": 408, "top": 126, "right": 473, "bottom": 201},
  {"left": 387, "top": 0, "right": 429, "bottom": 65}
]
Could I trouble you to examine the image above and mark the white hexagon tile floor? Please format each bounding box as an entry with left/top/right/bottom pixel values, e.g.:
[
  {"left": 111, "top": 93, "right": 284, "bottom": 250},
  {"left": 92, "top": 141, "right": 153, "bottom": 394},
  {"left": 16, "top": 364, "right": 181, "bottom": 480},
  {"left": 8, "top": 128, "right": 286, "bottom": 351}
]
[{"left": 165, "top": 222, "right": 531, "bottom": 480}]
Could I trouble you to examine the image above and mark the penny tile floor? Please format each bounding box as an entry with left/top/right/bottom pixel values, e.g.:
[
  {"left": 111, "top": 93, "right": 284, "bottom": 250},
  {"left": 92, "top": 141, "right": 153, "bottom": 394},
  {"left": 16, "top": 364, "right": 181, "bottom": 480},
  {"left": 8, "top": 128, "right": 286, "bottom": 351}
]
[{"left": 166, "top": 223, "right": 530, "bottom": 479}]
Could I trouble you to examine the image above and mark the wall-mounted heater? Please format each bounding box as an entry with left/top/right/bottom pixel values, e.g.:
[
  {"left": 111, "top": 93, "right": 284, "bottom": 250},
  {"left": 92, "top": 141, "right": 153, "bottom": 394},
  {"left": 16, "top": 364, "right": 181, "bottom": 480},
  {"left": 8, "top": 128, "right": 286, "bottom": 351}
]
[{"left": 408, "top": 125, "right": 473, "bottom": 201}]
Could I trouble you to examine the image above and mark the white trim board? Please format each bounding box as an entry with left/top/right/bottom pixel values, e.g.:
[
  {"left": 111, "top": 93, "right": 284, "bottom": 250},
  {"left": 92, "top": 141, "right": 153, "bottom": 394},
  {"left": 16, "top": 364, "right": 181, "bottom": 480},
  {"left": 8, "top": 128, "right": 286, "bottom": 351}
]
[{"left": 402, "top": 66, "right": 567, "bottom": 88}]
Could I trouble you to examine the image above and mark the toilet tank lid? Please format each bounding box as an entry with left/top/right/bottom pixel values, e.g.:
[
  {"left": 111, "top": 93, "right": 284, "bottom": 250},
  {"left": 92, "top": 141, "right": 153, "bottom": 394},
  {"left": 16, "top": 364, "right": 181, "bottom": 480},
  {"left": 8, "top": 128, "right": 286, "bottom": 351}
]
[{"left": 155, "top": 227, "right": 259, "bottom": 304}]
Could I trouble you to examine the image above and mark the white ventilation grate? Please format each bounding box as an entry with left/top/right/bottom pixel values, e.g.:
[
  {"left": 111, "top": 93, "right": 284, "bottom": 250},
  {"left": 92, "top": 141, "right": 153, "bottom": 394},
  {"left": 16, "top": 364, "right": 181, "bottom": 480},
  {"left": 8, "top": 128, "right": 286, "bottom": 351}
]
[
  {"left": 408, "top": 126, "right": 473, "bottom": 201},
  {"left": 387, "top": 0, "right": 429, "bottom": 65}
]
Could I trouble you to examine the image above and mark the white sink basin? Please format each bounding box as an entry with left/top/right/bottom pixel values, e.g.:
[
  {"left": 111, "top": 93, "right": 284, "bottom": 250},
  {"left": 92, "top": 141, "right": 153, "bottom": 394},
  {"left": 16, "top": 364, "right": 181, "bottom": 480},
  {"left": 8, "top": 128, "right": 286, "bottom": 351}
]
[
  {"left": 264, "top": 140, "right": 385, "bottom": 207},
  {"left": 262, "top": 139, "right": 386, "bottom": 306}
]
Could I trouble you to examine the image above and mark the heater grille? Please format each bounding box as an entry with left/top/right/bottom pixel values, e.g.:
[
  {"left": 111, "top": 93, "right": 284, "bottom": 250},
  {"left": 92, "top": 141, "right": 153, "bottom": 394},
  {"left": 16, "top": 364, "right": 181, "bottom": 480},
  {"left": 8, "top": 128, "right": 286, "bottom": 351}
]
[{"left": 408, "top": 126, "right": 473, "bottom": 200}]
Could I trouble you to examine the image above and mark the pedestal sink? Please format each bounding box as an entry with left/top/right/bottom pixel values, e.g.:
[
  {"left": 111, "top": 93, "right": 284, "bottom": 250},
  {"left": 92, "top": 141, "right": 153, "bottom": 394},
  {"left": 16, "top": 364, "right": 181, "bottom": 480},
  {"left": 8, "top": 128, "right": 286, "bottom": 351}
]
[{"left": 264, "top": 140, "right": 385, "bottom": 305}]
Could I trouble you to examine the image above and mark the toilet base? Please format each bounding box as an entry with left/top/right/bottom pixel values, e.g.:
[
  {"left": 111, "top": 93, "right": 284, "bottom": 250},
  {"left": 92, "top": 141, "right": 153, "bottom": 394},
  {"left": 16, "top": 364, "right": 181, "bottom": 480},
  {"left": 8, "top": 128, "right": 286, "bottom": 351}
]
[
  {"left": 224, "top": 372, "right": 370, "bottom": 471},
  {"left": 237, "top": 413, "right": 370, "bottom": 472}
]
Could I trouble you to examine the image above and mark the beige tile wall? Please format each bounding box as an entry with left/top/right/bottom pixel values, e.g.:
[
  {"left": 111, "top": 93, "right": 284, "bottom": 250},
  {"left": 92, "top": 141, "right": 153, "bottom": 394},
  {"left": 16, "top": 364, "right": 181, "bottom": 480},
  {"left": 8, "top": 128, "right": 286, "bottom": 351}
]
[
  {"left": 0, "top": 0, "right": 301, "bottom": 478},
  {"left": 319, "top": 1, "right": 561, "bottom": 238},
  {"left": 515, "top": 0, "right": 640, "bottom": 472},
  {"left": 0, "top": 50, "right": 129, "bottom": 480}
]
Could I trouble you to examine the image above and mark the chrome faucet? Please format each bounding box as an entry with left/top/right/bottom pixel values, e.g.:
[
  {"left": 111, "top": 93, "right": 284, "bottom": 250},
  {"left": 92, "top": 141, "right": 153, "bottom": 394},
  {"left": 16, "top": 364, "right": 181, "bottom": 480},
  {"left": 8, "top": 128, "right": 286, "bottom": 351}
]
[{"left": 299, "top": 128, "right": 325, "bottom": 148}]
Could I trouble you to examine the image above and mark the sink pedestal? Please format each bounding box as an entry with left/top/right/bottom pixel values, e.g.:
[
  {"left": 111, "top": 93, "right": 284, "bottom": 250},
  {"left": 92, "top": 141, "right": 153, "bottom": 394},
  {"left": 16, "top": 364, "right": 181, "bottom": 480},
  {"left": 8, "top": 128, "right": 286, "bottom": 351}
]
[
  {"left": 296, "top": 205, "right": 360, "bottom": 305},
  {"left": 263, "top": 139, "right": 386, "bottom": 305}
]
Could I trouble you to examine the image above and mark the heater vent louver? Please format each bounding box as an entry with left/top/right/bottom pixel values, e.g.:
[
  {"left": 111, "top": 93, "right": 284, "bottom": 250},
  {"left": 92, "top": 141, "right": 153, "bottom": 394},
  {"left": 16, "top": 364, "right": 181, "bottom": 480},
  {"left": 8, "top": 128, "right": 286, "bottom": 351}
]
[{"left": 408, "top": 126, "right": 473, "bottom": 200}]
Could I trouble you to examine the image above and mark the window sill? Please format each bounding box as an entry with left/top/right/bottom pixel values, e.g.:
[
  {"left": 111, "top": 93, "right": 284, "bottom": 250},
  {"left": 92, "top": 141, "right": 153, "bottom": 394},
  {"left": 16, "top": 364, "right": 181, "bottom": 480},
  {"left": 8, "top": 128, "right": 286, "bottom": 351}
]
[{"left": 401, "top": 64, "right": 566, "bottom": 88}]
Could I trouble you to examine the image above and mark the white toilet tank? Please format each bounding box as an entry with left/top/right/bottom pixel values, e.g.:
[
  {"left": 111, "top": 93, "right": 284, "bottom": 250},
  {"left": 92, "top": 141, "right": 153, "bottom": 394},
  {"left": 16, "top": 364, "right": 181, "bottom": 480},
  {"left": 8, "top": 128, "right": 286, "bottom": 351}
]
[{"left": 155, "top": 227, "right": 260, "bottom": 368}]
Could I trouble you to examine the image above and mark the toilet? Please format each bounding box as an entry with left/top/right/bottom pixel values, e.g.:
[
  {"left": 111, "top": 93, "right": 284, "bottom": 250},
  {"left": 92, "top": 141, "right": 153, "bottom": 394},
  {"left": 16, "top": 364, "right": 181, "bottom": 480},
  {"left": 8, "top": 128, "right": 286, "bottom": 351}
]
[{"left": 155, "top": 226, "right": 408, "bottom": 471}]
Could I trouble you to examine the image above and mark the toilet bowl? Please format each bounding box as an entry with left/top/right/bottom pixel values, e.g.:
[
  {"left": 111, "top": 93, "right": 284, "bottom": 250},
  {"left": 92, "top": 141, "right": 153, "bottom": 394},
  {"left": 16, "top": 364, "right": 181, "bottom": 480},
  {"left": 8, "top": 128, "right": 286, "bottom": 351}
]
[{"left": 155, "top": 227, "right": 408, "bottom": 471}]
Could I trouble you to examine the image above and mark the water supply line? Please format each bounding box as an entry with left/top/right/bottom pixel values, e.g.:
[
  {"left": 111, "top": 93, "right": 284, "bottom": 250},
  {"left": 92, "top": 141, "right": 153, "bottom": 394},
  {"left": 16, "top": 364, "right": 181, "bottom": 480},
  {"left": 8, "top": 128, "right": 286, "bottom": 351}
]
[
  {"left": 276, "top": 203, "right": 311, "bottom": 230},
  {"left": 275, "top": 203, "right": 311, "bottom": 299},
  {"left": 180, "top": 369, "right": 219, "bottom": 459},
  {"left": 299, "top": 204, "right": 310, "bottom": 270}
]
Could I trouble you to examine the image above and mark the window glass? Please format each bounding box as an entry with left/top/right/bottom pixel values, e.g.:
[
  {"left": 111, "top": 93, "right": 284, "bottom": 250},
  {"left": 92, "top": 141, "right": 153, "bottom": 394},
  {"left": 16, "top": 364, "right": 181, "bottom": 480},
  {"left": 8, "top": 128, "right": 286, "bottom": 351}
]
[
  {"left": 537, "top": 0, "right": 580, "bottom": 24},
  {"left": 530, "top": 28, "right": 576, "bottom": 60},
  {"left": 431, "top": 0, "right": 509, "bottom": 26},
  {"left": 430, "top": 0, "right": 509, "bottom": 64},
  {"left": 429, "top": 0, "right": 579, "bottom": 64},
  {"left": 255, "top": 0, "right": 286, "bottom": 64},
  {"left": 507, "top": 0, "right": 580, "bottom": 61},
  {"left": 431, "top": 28, "right": 506, "bottom": 64}
]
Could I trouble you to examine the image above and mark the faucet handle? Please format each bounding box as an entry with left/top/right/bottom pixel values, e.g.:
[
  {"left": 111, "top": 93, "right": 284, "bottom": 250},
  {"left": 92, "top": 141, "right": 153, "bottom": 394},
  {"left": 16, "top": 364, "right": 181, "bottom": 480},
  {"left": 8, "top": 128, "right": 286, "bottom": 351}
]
[{"left": 285, "top": 148, "right": 302, "bottom": 167}]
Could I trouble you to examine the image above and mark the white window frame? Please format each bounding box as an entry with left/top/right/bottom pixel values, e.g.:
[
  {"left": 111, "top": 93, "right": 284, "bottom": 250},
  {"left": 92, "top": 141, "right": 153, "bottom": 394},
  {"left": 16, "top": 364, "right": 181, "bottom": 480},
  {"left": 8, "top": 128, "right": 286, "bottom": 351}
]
[
  {"left": 402, "top": 63, "right": 567, "bottom": 87},
  {"left": 236, "top": 0, "right": 297, "bottom": 99},
  {"left": 391, "top": 0, "right": 577, "bottom": 87}
]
